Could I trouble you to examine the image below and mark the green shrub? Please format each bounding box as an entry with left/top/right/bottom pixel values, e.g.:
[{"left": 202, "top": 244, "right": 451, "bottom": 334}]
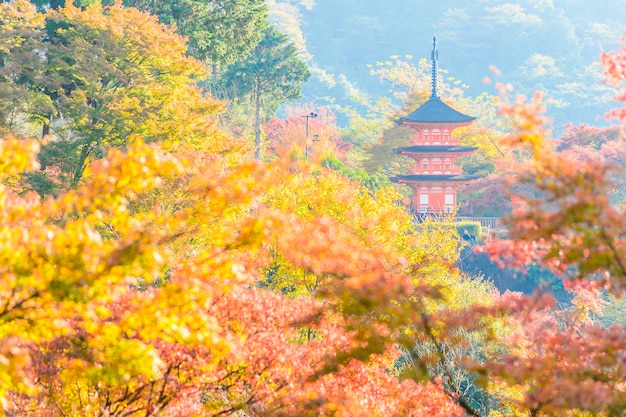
[{"left": 453, "top": 221, "right": 481, "bottom": 241}]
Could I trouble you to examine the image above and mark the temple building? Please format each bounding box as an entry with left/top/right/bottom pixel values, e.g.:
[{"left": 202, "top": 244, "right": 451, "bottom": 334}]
[{"left": 391, "top": 37, "right": 479, "bottom": 214}]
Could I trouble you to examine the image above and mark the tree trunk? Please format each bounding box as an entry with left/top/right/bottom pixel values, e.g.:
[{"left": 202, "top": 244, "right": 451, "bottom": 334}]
[
  {"left": 42, "top": 121, "right": 50, "bottom": 138},
  {"left": 73, "top": 142, "right": 92, "bottom": 185},
  {"left": 254, "top": 76, "right": 262, "bottom": 161}
]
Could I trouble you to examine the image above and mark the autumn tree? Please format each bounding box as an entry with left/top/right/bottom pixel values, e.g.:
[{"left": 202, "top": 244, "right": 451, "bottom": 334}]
[
  {"left": 1, "top": 132, "right": 486, "bottom": 416},
  {"left": 263, "top": 105, "right": 351, "bottom": 161},
  {"left": 471, "top": 32, "right": 626, "bottom": 415},
  {"left": 0, "top": 2, "right": 496, "bottom": 416},
  {"left": 0, "top": 1, "right": 52, "bottom": 136},
  {"left": 0, "top": 6, "right": 477, "bottom": 414},
  {"left": 0, "top": 136, "right": 188, "bottom": 412},
  {"left": 0, "top": 1, "right": 222, "bottom": 195},
  {"left": 121, "top": 0, "right": 268, "bottom": 74}
]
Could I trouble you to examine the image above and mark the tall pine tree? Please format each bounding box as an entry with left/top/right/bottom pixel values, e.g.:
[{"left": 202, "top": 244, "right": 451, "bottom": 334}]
[{"left": 221, "top": 26, "right": 310, "bottom": 160}]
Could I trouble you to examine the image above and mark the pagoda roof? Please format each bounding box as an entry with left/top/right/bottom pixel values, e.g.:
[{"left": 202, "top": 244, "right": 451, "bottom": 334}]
[
  {"left": 394, "top": 145, "right": 478, "bottom": 153},
  {"left": 390, "top": 174, "right": 480, "bottom": 183},
  {"left": 397, "top": 97, "right": 476, "bottom": 124},
  {"left": 397, "top": 36, "right": 475, "bottom": 125}
]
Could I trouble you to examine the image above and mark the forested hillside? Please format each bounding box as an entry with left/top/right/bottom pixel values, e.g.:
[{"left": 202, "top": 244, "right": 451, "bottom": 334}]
[
  {"left": 291, "top": 0, "right": 626, "bottom": 129},
  {"left": 1, "top": 1, "right": 626, "bottom": 416}
]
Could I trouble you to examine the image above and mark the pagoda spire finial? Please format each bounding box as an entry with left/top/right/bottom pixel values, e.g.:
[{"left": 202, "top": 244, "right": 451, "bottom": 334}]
[{"left": 431, "top": 35, "right": 439, "bottom": 99}]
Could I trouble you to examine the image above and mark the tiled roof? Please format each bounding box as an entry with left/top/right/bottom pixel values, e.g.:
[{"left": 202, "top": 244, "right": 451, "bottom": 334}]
[
  {"left": 397, "top": 97, "right": 476, "bottom": 124},
  {"left": 390, "top": 174, "right": 480, "bottom": 182},
  {"left": 394, "top": 145, "right": 478, "bottom": 153}
]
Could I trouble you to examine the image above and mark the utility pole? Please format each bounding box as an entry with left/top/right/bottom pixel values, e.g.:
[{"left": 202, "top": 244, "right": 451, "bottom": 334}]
[{"left": 302, "top": 112, "right": 318, "bottom": 160}]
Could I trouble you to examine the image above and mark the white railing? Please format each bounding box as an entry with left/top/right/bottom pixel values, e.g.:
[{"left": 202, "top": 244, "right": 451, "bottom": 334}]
[{"left": 455, "top": 216, "right": 500, "bottom": 229}]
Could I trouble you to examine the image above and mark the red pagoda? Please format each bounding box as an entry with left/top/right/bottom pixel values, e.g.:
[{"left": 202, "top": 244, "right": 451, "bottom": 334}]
[{"left": 391, "top": 37, "right": 478, "bottom": 214}]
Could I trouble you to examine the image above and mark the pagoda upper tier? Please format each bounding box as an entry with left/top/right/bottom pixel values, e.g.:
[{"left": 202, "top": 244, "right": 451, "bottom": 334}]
[{"left": 397, "top": 97, "right": 475, "bottom": 126}]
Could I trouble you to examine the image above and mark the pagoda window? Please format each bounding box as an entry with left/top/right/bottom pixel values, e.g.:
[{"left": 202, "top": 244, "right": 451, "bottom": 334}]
[
  {"left": 445, "top": 192, "right": 454, "bottom": 212},
  {"left": 422, "top": 160, "right": 429, "bottom": 169},
  {"left": 431, "top": 129, "right": 441, "bottom": 144},
  {"left": 419, "top": 192, "right": 429, "bottom": 213}
]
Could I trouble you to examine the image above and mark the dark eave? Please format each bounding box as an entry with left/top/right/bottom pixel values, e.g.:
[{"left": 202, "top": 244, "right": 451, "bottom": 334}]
[
  {"left": 393, "top": 145, "right": 478, "bottom": 154},
  {"left": 390, "top": 174, "right": 481, "bottom": 183}
]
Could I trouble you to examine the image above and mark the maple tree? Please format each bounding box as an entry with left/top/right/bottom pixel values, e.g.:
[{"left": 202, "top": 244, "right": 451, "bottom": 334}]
[
  {"left": 263, "top": 105, "right": 351, "bottom": 161},
  {"left": 0, "top": 5, "right": 477, "bottom": 410},
  {"left": 0, "top": 1, "right": 223, "bottom": 195},
  {"left": 2, "top": 131, "right": 486, "bottom": 416},
  {"left": 1, "top": 35, "right": 495, "bottom": 413},
  {"left": 0, "top": 1, "right": 51, "bottom": 136},
  {"left": 121, "top": 0, "right": 268, "bottom": 74},
  {"left": 555, "top": 123, "right": 626, "bottom": 208},
  {"left": 471, "top": 32, "right": 626, "bottom": 416}
]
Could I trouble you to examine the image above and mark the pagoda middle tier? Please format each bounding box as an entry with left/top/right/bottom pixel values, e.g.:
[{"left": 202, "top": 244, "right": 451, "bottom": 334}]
[{"left": 393, "top": 145, "right": 477, "bottom": 176}]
